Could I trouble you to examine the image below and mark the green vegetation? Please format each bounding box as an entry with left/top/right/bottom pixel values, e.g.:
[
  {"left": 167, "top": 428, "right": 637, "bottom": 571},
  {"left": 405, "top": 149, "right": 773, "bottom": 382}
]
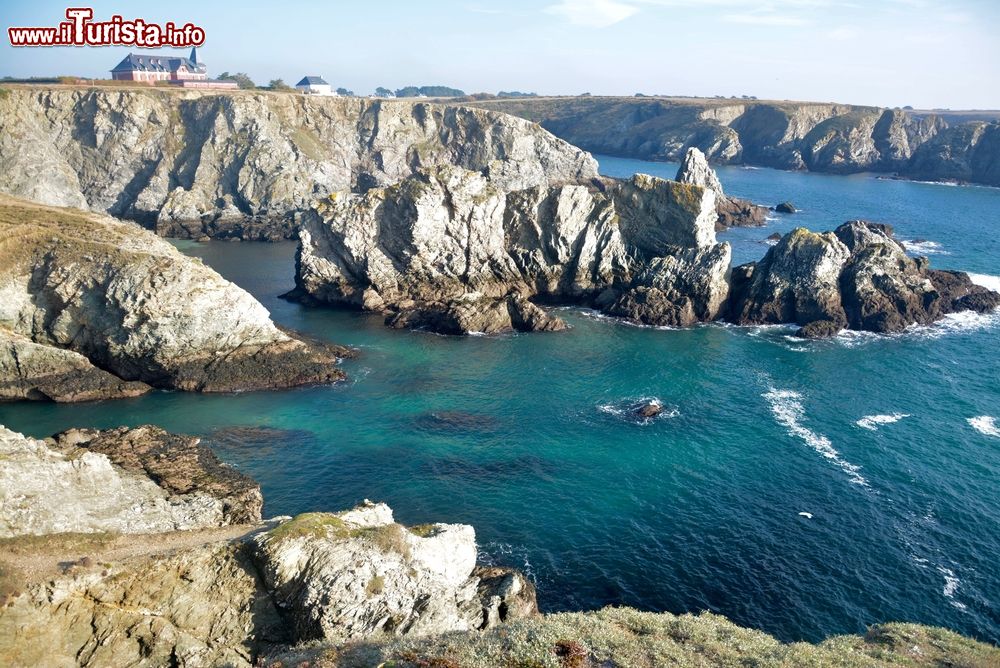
[
  {"left": 395, "top": 86, "right": 466, "bottom": 98},
  {"left": 0, "top": 88, "right": 9, "bottom": 101},
  {"left": 268, "top": 79, "right": 293, "bottom": 92},
  {"left": 374, "top": 87, "right": 395, "bottom": 98},
  {"left": 497, "top": 91, "right": 537, "bottom": 98},
  {"left": 271, "top": 607, "right": 1000, "bottom": 668},
  {"left": 352, "top": 524, "right": 412, "bottom": 560},
  {"left": 266, "top": 513, "right": 351, "bottom": 541},
  {"left": 217, "top": 72, "right": 256, "bottom": 89},
  {"left": 291, "top": 127, "right": 328, "bottom": 161},
  {"left": 336, "top": 87, "right": 355, "bottom": 97},
  {"left": 406, "top": 524, "right": 439, "bottom": 538}
]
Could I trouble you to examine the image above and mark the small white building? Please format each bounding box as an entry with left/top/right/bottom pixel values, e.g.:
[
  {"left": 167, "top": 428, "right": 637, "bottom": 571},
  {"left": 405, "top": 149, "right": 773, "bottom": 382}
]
[{"left": 296, "top": 76, "right": 336, "bottom": 96}]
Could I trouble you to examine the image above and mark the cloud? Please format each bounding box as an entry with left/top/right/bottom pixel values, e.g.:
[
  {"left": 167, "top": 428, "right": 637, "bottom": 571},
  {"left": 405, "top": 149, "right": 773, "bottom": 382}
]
[
  {"left": 544, "top": 0, "right": 640, "bottom": 27},
  {"left": 828, "top": 25, "right": 859, "bottom": 40}
]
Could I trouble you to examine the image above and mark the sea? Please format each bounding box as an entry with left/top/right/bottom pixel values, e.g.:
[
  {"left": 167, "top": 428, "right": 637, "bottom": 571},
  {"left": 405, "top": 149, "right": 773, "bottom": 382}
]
[{"left": 2, "top": 155, "right": 998, "bottom": 645}]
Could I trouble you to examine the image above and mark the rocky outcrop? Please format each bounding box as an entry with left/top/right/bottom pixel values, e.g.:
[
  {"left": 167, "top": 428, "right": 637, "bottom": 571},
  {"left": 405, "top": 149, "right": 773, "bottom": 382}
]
[
  {"left": 251, "top": 502, "right": 536, "bottom": 644},
  {"left": 729, "top": 221, "right": 1000, "bottom": 336},
  {"left": 51, "top": 426, "right": 264, "bottom": 525},
  {"left": 0, "top": 87, "right": 599, "bottom": 240},
  {"left": 0, "top": 425, "right": 261, "bottom": 537},
  {"left": 675, "top": 147, "right": 768, "bottom": 228},
  {"left": 0, "top": 424, "right": 538, "bottom": 667},
  {"left": 0, "top": 195, "right": 348, "bottom": 400},
  {"left": 0, "top": 329, "right": 150, "bottom": 402},
  {"left": 293, "top": 165, "right": 731, "bottom": 334},
  {"left": 467, "top": 97, "right": 1000, "bottom": 186}
]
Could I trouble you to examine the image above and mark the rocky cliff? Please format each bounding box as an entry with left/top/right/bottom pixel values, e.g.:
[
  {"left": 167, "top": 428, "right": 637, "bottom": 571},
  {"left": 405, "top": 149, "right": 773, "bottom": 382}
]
[
  {"left": 0, "top": 87, "right": 598, "bottom": 240},
  {"left": 0, "top": 195, "right": 348, "bottom": 401},
  {"left": 292, "top": 164, "right": 731, "bottom": 334},
  {"left": 729, "top": 221, "right": 1000, "bottom": 337},
  {"left": 675, "top": 147, "right": 769, "bottom": 228},
  {"left": 0, "top": 426, "right": 536, "bottom": 667},
  {"left": 466, "top": 97, "right": 1000, "bottom": 186}
]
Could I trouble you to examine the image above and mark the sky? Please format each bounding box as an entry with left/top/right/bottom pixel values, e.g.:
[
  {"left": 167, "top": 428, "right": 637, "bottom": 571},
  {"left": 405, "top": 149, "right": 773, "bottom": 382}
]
[{"left": 1, "top": 0, "right": 998, "bottom": 109}]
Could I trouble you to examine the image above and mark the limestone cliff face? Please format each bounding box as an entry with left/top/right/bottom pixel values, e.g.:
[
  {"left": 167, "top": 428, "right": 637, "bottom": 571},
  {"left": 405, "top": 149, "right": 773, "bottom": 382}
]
[
  {"left": 0, "top": 87, "right": 599, "bottom": 239},
  {"left": 468, "top": 98, "right": 999, "bottom": 186},
  {"left": 675, "top": 147, "right": 768, "bottom": 228},
  {"left": 0, "top": 195, "right": 347, "bottom": 400},
  {"left": 294, "top": 165, "right": 731, "bottom": 333},
  {"left": 0, "top": 426, "right": 261, "bottom": 537}
]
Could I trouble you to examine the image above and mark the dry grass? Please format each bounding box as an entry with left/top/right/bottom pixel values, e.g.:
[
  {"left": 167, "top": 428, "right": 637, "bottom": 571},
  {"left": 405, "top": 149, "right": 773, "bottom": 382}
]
[{"left": 265, "top": 607, "right": 1000, "bottom": 668}]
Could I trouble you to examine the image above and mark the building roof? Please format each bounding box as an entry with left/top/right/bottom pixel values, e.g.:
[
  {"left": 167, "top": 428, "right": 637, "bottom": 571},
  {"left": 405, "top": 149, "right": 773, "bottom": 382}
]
[
  {"left": 296, "top": 76, "right": 329, "bottom": 86},
  {"left": 111, "top": 52, "right": 207, "bottom": 74}
]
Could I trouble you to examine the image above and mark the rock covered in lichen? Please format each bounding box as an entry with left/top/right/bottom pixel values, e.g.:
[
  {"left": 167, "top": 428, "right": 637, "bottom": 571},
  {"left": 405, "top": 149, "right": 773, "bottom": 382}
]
[{"left": 675, "top": 147, "right": 769, "bottom": 228}]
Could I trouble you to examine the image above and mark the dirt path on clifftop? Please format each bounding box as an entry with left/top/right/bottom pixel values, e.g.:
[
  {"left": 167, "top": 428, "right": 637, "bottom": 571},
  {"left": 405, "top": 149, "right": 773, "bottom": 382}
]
[{"left": 0, "top": 523, "right": 267, "bottom": 596}]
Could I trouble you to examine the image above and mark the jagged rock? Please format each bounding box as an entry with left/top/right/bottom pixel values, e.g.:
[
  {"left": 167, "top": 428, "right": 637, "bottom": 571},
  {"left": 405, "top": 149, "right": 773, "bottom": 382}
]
[
  {"left": 730, "top": 221, "right": 1000, "bottom": 335},
  {"left": 0, "top": 195, "right": 348, "bottom": 397},
  {"left": 729, "top": 228, "right": 851, "bottom": 327},
  {"left": 295, "top": 164, "right": 730, "bottom": 334},
  {"left": 50, "top": 426, "right": 263, "bottom": 525},
  {"left": 0, "top": 89, "right": 598, "bottom": 239},
  {"left": 775, "top": 201, "right": 796, "bottom": 213},
  {"left": 675, "top": 147, "right": 768, "bottom": 228},
  {"left": 387, "top": 295, "right": 567, "bottom": 335},
  {"left": 250, "top": 502, "right": 537, "bottom": 644},
  {"left": 0, "top": 426, "right": 259, "bottom": 537},
  {"left": 0, "top": 328, "right": 150, "bottom": 402},
  {"left": 766, "top": 233, "right": 782, "bottom": 241},
  {"left": 470, "top": 566, "right": 539, "bottom": 629},
  {"left": 468, "top": 98, "right": 999, "bottom": 186}
]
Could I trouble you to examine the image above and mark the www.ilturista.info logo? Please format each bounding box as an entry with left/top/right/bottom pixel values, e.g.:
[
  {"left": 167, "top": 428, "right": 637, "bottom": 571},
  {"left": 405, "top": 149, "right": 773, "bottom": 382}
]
[{"left": 7, "top": 8, "right": 205, "bottom": 48}]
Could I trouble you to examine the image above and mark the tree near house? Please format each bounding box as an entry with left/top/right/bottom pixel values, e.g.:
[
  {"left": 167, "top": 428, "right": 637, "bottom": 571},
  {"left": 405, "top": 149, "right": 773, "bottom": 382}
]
[
  {"left": 217, "top": 71, "right": 256, "bottom": 89},
  {"left": 268, "top": 79, "right": 293, "bottom": 91}
]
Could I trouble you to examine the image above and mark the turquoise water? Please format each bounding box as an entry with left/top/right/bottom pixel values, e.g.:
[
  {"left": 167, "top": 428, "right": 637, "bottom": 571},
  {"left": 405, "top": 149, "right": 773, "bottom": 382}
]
[{"left": 2, "top": 158, "right": 999, "bottom": 645}]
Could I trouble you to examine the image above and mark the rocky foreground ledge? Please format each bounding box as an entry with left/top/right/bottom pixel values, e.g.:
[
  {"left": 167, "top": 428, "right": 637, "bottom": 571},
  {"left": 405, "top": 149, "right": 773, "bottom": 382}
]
[
  {"left": 291, "top": 150, "right": 999, "bottom": 337},
  {"left": 0, "top": 195, "right": 350, "bottom": 402},
  {"left": 1, "top": 424, "right": 996, "bottom": 667}
]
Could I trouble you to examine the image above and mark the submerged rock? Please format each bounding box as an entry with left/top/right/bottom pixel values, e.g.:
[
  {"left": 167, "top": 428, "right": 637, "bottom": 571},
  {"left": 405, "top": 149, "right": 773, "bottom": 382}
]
[
  {"left": 731, "top": 220, "right": 1000, "bottom": 336},
  {"left": 675, "top": 147, "right": 769, "bottom": 228},
  {"left": 0, "top": 195, "right": 349, "bottom": 399},
  {"left": 775, "top": 201, "right": 797, "bottom": 213},
  {"left": 635, "top": 401, "right": 664, "bottom": 418},
  {"left": 294, "top": 164, "right": 730, "bottom": 334}
]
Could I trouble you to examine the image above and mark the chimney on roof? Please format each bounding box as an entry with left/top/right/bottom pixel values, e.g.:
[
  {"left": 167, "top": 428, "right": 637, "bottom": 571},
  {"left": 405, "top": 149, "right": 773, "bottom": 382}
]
[{"left": 189, "top": 47, "right": 198, "bottom": 64}]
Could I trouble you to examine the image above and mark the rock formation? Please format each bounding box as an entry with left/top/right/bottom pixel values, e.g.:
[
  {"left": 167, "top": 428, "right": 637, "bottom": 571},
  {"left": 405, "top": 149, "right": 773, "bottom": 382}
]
[
  {"left": 729, "top": 221, "right": 1000, "bottom": 337},
  {"left": 0, "top": 88, "right": 598, "bottom": 240},
  {"left": 292, "top": 164, "right": 731, "bottom": 334},
  {"left": 467, "top": 97, "right": 1000, "bottom": 186},
  {"left": 0, "top": 424, "right": 537, "bottom": 667},
  {"left": 251, "top": 502, "right": 536, "bottom": 643},
  {"left": 675, "top": 147, "right": 769, "bottom": 228},
  {"left": 0, "top": 425, "right": 261, "bottom": 537},
  {"left": 0, "top": 195, "right": 348, "bottom": 400}
]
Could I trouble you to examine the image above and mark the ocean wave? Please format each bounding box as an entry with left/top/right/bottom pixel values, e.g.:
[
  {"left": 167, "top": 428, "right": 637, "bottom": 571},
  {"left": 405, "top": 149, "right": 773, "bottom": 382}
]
[
  {"left": 856, "top": 413, "right": 910, "bottom": 431},
  {"left": 577, "top": 309, "right": 679, "bottom": 331},
  {"left": 900, "top": 239, "right": 949, "bottom": 255},
  {"left": 597, "top": 397, "right": 679, "bottom": 425},
  {"left": 477, "top": 541, "right": 537, "bottom": 583},
  {"left": 967, "top": 415, "right": 1000, "bottom": 437},
  {"left": 969, "top": 273, "right": 1000, "bottom": 293},
  {"left": 834, "top": 309, "right": 1000, "bottom": 347},
  {"left": 763, "top": 388, "right": 869, "bottom": 487}
]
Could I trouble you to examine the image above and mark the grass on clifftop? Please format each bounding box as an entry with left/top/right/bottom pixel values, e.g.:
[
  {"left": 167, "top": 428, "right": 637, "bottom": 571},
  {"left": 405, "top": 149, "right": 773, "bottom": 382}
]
[{"left": 268, "top": 606, "right": 1000, "bottom": 668}]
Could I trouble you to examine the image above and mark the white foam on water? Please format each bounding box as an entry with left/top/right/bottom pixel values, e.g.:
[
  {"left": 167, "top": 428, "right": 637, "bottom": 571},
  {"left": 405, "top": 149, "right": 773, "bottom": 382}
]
[
  {"left": 900, "top": 239, "right": 949, "bottom": 255},
  {"left": 798, "top": 512, "right": 813, "bottom": 519},
  {"left": 833, "top": 308, "right": 1000, "bottom": 348},
  {"left": 968, "top": 273, "right": 1000, "bottom": 293},
  {"left": 856, "top": 413, "right": 910, "bottom": 431},
  {"left": 968, "top": 416, "right": 1000, "bottom": 437},
  {"left": 598, "top": 397, "right": 680, "bottom": 425},
  {"left": 763, "top": 388, "right": 869, "bottom": 487},
  {"left": 937, "top": 567, "right": 967, "bottom": 610}
]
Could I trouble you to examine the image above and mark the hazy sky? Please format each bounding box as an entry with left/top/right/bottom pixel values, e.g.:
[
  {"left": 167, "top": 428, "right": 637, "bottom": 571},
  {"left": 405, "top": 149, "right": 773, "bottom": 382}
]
[{"left": 2, "top": 0, "right": 998, "bottom": 108}]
